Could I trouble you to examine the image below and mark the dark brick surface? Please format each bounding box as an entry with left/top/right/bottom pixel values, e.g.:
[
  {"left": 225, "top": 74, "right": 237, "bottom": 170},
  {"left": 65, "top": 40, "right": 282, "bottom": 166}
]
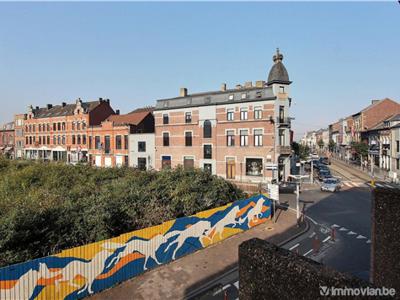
[
  {"left": 372, "top": 188, "right": 400, "bottom": 292},
  {"left": 239, "top": 239, "right": 380, "bottom": 300}
]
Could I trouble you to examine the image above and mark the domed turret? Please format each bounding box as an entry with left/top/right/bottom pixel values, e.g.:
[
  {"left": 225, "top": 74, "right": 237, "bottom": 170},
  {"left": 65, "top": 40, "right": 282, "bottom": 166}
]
[{"left": 267, "top": 48, "right": 291, "bottom": 86}]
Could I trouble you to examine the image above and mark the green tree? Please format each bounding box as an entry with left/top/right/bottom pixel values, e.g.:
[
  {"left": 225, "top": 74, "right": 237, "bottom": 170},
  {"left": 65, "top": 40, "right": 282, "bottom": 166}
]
[
  {"left": 328, "top": 139, "right": 336, "bottom": 152},
  {"left": 291, "top": 142, "right": 300, "bottom": 156},
  {"left": 351, "top": 142, "right": 368, "bottom": 160},
  {"left": 317, "top": 139, "right": 324, "bottom": 150},
  {"left": 299, "top": 144, "right": 310, "bottom": 160}
]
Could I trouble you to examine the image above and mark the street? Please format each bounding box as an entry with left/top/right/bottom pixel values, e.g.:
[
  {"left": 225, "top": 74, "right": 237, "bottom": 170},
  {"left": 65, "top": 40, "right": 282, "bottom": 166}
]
[{"left": 191, "top": 161, "right": 376, "bottom": 300}]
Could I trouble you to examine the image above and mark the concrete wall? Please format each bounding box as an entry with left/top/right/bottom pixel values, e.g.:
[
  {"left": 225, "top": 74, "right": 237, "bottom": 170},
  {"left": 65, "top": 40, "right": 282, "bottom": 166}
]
[
  {"left": 239, "top": 239, "right": 374, "bottom": 300},
  {"left": 371, "top": 187, "right": 400, "bottom": 293}
]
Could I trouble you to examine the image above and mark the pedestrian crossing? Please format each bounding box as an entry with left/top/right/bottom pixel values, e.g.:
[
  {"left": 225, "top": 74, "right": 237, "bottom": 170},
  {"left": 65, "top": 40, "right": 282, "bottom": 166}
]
[{"left": 341, "top": 181, "right": 398, "bottom": 189}]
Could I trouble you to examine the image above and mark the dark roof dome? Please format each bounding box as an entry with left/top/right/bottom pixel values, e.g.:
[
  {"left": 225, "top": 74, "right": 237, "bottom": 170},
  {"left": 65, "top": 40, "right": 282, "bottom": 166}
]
[{"left": 267, "top": 48, "right": 291, "bottom": 86}]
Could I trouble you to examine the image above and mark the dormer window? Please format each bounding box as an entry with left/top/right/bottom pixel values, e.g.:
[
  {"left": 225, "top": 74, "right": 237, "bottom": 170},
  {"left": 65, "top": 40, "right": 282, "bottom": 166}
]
[
  {"left": 279, "top": 86, "right": 285, "bottom": 93},
  {"left": 241, "top": 93, "right": 247, "bottom": 99},
  {"left": 228, "top": 94, "right": 234, "bottom": 101}
]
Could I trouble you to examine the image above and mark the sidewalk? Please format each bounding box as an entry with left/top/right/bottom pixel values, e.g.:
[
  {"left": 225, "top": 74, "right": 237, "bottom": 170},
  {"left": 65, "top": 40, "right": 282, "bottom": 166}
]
[
  {"left": 331, "top": 158, "right": 374, "bottom": 182},
  {"left": 89, "top": 210, "right": 306, "bottom": 300}
]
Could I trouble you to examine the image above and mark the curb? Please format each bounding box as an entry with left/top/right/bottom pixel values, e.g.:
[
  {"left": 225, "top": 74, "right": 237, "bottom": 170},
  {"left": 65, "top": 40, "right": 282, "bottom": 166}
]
[{"left": 184, "top": 216, "right": 311, "bottom": 299}]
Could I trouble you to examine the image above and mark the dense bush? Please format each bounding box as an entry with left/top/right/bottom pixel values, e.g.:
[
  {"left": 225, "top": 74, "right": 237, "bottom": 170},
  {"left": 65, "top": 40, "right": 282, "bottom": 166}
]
[{"left": 0, "top": 157, "right": 244, "bottom": 267}]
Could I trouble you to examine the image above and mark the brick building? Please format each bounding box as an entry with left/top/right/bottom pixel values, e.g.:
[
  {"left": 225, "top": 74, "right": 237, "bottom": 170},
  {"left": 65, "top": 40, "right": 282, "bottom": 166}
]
[
  {"left": 88, "top": 108, "right": 154, "bottom": 168},
  {"left": 23, "top": 98, "right": 114, "bottom": 162},
  {"left": 14, "top": 114, "right": 26, "bottom": 159},
  {"left": 154, "top": 49, "right": 293, "bottom": 183},
  {"left": 0, "top": 122, "right": 15, "bottom": 158}
]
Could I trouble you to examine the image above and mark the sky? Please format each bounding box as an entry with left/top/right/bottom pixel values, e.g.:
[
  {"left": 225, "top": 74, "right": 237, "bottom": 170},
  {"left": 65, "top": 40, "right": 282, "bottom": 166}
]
[{"left": 0, "top": 2, "right": 399, "bottom": 140}]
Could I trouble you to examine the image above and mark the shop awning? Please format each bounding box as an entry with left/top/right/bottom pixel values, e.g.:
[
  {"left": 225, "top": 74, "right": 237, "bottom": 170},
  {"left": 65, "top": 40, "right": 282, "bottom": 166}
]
[{"left": 4, "top": 147, "right": 13, "bottom": 152}]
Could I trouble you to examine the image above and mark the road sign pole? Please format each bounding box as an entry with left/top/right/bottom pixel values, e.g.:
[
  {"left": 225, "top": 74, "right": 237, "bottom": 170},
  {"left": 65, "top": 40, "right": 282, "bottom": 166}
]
[
  {"left": 296, "top": 182, "right": 300, "bottom": 223},
  {"left": 311, "top": 159, "right": 314, "bottom": 183}
]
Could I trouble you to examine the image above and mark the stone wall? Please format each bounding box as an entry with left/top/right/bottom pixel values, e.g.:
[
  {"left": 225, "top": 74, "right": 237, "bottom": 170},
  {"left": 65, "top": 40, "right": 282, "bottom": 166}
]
[
  {"left": 371, "top": 187, "right": 400, "bottom": 292},
  {"left": 239, "top": 239, "right": 377, "bottom": 300}
]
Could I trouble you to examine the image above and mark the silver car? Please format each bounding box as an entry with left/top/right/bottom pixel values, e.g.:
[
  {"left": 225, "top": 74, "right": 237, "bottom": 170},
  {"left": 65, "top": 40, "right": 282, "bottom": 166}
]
[{"left": 321, "top": 178, "right": 341, "bottom": 192}]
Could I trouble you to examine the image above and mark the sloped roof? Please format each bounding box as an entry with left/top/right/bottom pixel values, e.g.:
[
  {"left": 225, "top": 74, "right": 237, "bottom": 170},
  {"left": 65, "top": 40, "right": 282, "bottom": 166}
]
[
  {"left": 107, "top": 111, "right": 151, "bottom": 126},
  {"left": 32, "top": 101, "right": 102, "bottom": 118},
  {"left": 267, "top": 49, "right": 291, "bottom": 85}
]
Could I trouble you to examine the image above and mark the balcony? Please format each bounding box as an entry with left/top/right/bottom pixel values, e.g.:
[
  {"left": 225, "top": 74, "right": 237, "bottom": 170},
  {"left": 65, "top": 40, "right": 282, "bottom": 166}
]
[
  {"left": 276, "top": 117, "right": 291, "bottom": 127},
  {"left": 278, "top": 145, "right": 292, "bottom": 155}
]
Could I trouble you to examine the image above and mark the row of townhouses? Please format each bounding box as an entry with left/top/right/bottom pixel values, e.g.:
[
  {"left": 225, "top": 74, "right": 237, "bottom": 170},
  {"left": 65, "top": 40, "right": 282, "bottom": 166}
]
[
  {"left": 0, "top": 49, "right": 294, "bottom": 183},
  {"left": 301, "top": 98, "right": 400, "bottom": 182}
]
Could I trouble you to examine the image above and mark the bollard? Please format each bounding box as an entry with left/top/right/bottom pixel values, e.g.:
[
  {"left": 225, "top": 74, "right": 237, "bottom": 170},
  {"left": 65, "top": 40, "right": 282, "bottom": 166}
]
[
  {"left": 296, "top": 247, "right": 300, "bottom": 255},
  {"left": 331, "top": 227, "right": 335, "bottom": 242},
  {"left": 313, "top": 235, "right": 321, "bottom": 254}
]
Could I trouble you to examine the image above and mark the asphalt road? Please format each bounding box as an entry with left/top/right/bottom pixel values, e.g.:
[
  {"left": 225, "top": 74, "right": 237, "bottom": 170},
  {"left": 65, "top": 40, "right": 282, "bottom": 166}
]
[{"left": 190, "top": 164, "right": 375, "bottom": 299}]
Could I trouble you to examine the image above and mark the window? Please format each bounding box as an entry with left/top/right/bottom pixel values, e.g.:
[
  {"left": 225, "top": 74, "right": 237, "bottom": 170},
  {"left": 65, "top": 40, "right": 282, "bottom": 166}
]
[
  {"left": 163, "top": 132, "right": 170, "bottom": 146},
  {"left": 116, "top": 135, "right": 122, "bottom": 149},
  {"left": 204, "top": 163, "right": 212, "bottom": 173},
  {"left": 163, "top": 114, "right": 169, "bottom": 125},
  {"left": 95, "top": 136, "right": 101, "bottom": 149},
  {"left": 240, "top": 108, "right": 248, "bottom": 120},
  {"left": 104, "top": 136, "right": 111, "bottom": 154},
  {"left": 47, "top": 136, "right": 50, "bottom": 145},
  {"left": 39, "top": 136, "right": 42, "bottom": 144},
  {"left": 77, "top": 122, "right": 80, "bottom": 130},
  {"left": 185, "top": 112, "right": 192, "bottom": 123},
  {"left": 32, "top": 125, "right": 36, "bottom": 132},
  {"left": 53, "top": 123, "right": 56, "bottom": 131},
  {"left": 82, "top": 122, "right": 86, "bottom": 130},
  {"left": 38, "top": 124, "right": 42, "bottom": 132},
  {"left": 47, "top": 124, "right": 50, "bottom": 131},
  {"left": 240, "top": 130, "right": 249, "bottom": 146},
  {"left": 185, "top": 132, "right": 192, "bottom": 147},
  {"left": 124, "top": 135, "right": 128, "bottom": 150},
  {"left": 57, "top": 135, "right": 61, "bottom": 145},
  {"left": 204, "top": 145, "right": 212, "bottom": 159},
  {"left": 72, "top": 122, "right": 75, "bottom": 130},
  {"left": 254, "top": 129, "right": 263, "bottom": 146},
  {"left": 203, "top": 120, "right": 212, "bottom": 138},
  {"left": 26, "top": 137, "right": 29, "bottom": 145},
  {"left": 241, "top": 93, "right": 247, "bottom": 99},
  {"left": 228, "top": 94, "right": 234, "bottom": 100},
  {"left": 62, "top": 136, "right": 66, "bottom": 145},
  {"left": 397, "top": 140, "right": 399, "bottom": 152},
  {"left": 183, "top": 157, "right": 194, "bottom": 170},
  {"left": 162, "top": 156, "right": 171, "bottom": 169},
  {"left": 62, "top": 122, "right": 66, "bottom": 131},
  {"left": 227, "top": 130, "right": 235, "bottom": 146},
  {"left": 227, "top": 109, "right": 234, "bottom": 121},
  {"left": 254, "top": 106, "right": 262, "bottom": 119},
  {"left": 279, "top": 106, "right": 285, "bottom": 122},
  {"left": 72, "top": 135, "right": 76, "bottom": 145},
  {"left": 77, "top": 135, "right": 81, "bottom": 145},
  {"left": 138, "top": 158, "right": 147, "bottom": 170},
  {"left": 279, "top": 86, "right": 285, "bottom": 93},
  {"left": 57, "top": 123, "right": 61, "bottom": 131},
  {"left": 138, "top": 141, "right": 146, "bottom": 152},
  {"left": 397, "top": 159, "right": 400, "bottom": 170},
  {"left": 28, "top": 125, "right": 31, "bottom": 132},
  {"left": 82, "top": 135, "right": 86, "bottom": 145},
  {"left": 246, "top": 158, "right": 263, "bottom": 176},
  {"left": 89, "top": 136, "right": 92, "bottom": 149}
]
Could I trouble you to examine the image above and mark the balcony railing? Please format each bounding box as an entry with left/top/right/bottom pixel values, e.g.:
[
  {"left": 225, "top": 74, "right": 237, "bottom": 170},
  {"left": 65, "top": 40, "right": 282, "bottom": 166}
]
[
  {"left": 276, "top": 117, "right": 291, "bottom": 126},
  {"left": 278, "top": 145, "right": 292, "bottom": 155}
]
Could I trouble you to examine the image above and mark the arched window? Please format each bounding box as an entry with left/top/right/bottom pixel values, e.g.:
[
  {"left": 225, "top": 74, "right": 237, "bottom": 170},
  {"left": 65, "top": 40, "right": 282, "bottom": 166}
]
[
  {"left": 203, "top": 120, "right": 212, "bottom": 138},
  {"left": 57, "top": 136, "right": 61, "bottom": 145},
  {"left": 77, "top": 135, "right": 81, "bottom": 144},
  {"left": 62, "top": 136, "right": 66, "bottom": 145}
]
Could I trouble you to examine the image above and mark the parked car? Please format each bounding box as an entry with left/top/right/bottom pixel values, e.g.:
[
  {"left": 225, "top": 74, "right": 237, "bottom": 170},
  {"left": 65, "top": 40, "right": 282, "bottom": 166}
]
[
  {"left": 318, "top": 169, "right": 332, "bottom": 181},
  {"left": 279, "top": 181, "right": 300, "bottom": 194},
  {"left": 319, "top": 156, "right": 331, "bottom": 165},
  {"left": 321, "top": 178, "right": 341, "bottom": 192}
]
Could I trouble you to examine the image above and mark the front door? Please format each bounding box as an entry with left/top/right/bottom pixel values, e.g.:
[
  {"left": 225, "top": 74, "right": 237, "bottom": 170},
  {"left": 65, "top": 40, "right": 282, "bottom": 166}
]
[{"left": 226, "top": 159, "right": 235, "bottom": 179}]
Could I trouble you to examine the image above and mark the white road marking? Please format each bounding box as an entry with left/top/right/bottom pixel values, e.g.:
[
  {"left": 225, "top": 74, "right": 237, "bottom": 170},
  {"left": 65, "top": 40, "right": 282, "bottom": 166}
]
[
  {"left": 376, "top": 183, "right": 384, "bottom": 187},
  {"left": 289, "top": 243, "right": 300, "bottom": 251},
  {"left": 309, "top": 232, "right": 316, "bottom": 238},
  {"left": 384, "top": 184, "right": 393, "bottom": 189},
  {"left": 347, "top": 231, "right": 357, "bottom": 235},
  {"left": 331, "top": 224, "right": 340, "bottom": 228},
  {"left": 304, "top": 249, "right": 314, "bottom": 256},
  {"left": 356, "top": 235, "right": 367, "bottom": 239},
  {"left": 339, "top": 227, "right": 348, "bottom": 231},
  {"left": 322, "top": 236, "right": 331, "bottom": 243},
  {"left": 366, "top": 240, "right": 371, "bottom": 244}
]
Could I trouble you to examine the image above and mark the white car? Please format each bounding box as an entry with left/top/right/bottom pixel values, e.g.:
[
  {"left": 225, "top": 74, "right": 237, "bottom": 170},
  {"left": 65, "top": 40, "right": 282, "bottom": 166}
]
[{"left": 321, "top": 178, "right": 342, "bottom": 192}]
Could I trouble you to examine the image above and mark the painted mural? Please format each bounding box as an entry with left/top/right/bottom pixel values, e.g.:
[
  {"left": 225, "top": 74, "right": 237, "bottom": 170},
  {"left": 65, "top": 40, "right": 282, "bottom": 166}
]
[{"left": 0, "top": 194, "right": 271, "bottom": 300}]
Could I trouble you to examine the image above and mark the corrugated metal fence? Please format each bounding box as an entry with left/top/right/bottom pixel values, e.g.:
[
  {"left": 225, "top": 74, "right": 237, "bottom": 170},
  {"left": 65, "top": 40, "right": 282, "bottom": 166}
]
[{"left": 0, "top": 194, "right": 271, "bottom": 300}]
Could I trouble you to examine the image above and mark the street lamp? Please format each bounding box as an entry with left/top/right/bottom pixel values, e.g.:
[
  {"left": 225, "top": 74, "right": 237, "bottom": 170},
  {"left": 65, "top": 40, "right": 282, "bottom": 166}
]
[{"left": 288, "top": 174, "right": 310, "bottom": 224}]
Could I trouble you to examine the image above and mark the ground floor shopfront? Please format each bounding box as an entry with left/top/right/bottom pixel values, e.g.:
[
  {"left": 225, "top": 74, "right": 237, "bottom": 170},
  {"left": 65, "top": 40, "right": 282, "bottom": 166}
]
[{"left": 24, "top": 147, "right": 88, "bottom": 163}]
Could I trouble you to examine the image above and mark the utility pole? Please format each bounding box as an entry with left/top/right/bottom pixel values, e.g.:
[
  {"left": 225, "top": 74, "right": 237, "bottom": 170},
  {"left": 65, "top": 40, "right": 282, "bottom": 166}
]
[{"left": 310, "top": 159, "right": 314, "bottom": 184}]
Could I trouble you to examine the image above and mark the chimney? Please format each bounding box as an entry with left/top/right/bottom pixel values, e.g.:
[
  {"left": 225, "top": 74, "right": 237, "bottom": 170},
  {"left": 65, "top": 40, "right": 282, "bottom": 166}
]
[
  {"left": 116, "top": 109, "right": 120, "bottom": 115},
  {"left": 235, "top": 84, "right": 242, "bottom": 89},
  {"left": 180, "top": 88, "right": 188, "bottom": 97},
  {"left": 36, "top": 106, "right": 39, "bottom": 110},
  {"left": 47, "top": 104, "right": 53, "bottom": 110},
  {"left": 244, "top": 81, "right": 253, "bottom": 88},
  {"left": 255, "top": 80, "right": 265, "bottom": 88},
  {"left": 61, "top": 102, "right": 66, "bottom": 107},
  {"left": 106, "top": 99, "right": 110, "bottom": 104},
  {"left": 371, "top": 99, "right": 380, "bottom": 105},
  {"left": 99, "top": 97, "right": 103, "bottom": 102},
  {"left": 221, "top": 83, "right": 227, "bottom": 92}
]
